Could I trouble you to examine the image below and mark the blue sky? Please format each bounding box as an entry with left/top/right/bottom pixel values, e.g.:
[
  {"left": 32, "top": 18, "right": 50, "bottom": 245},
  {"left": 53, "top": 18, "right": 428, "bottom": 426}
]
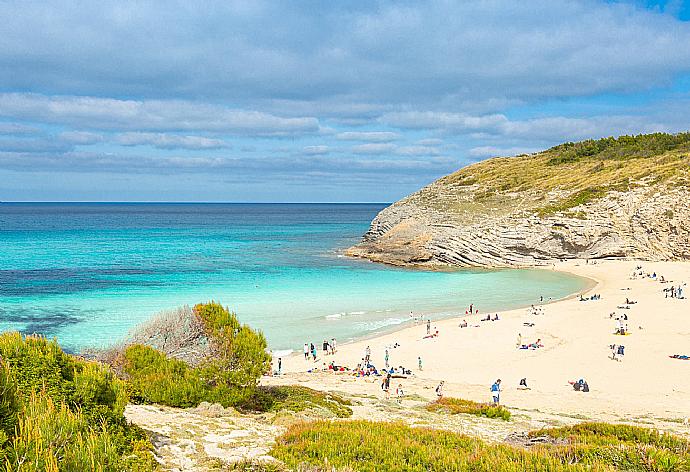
[{"left": 1, "top": 0, "right": 690, "bottom": 202}]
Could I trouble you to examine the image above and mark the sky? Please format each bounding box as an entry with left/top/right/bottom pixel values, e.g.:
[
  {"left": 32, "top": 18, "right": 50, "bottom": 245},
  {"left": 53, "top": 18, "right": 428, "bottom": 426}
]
[{"left": 1, "top": 0, "right": 690, "bottom": 202}]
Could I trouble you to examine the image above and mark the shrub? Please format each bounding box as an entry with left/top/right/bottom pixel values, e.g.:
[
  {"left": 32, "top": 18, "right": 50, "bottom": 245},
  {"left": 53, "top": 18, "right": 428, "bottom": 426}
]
[
  {"left": 237, "top": 386, "right": 353, "bottom": 418},
  {"left": 119, "top": 302, "right": 272, "bottom": 409},
  {"left": 272, "top": 421, "right": 690, "bottom": 471},
  {"left": 427, "top": 397, "right": 511, "bottom": 421},
  {"left": 547, "top": 132, "right": 690, "bottom": 165},
  {"left": 194, "top": 302, "right": 271, "bottom": 400},
  {"left": 0, "top": 333, "right": 157, "bottom": 471},
  {"left": 122, "top": 344, "right": 208, "bottom": 407},
  {"left": 0, "top": 364, "right": 19, "bottom": 446}
]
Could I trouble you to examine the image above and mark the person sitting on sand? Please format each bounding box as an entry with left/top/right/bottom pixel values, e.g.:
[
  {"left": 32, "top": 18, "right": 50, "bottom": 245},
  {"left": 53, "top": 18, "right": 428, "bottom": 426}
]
[
  {"left": 570, "top": 379, "right": 589, "bottom": 392},
  {"left": 492, "top": 314, "right": 500, "bottom": 321},
  {"left": 481, "top": 314, "right": 491, "bottom": 321},
  {"left": 518, "top": 378, "right": 530, "bottom": 390},
  {"left": 459, "top": 319, "right": 468, "bottom": 328}
]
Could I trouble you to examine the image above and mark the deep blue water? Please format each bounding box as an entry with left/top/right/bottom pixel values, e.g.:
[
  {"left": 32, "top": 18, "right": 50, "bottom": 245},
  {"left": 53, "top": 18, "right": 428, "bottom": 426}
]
[{"left": 0, "top": 203, "right": 589, "bottom": 352}]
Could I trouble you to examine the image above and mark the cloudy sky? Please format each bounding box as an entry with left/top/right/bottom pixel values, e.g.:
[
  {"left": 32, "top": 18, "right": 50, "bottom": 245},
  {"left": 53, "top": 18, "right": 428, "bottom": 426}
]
[{"left": 1, "top": 0, "right": 690, "bottom": 202}]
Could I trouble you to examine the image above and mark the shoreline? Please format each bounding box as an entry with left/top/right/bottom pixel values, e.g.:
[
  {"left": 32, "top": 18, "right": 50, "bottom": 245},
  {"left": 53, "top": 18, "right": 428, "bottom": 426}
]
[
  {"left": 267, "top": 259, "right": 690, "bottom": 422},
  {"left": 271, "top": 263, "right": 598, "bottom": 358}
]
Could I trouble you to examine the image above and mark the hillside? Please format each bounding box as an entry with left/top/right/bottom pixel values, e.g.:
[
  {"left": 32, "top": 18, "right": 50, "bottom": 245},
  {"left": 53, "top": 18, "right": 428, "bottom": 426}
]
[{"left": 347, "top": 132, "right": 690, "bottom": 268}]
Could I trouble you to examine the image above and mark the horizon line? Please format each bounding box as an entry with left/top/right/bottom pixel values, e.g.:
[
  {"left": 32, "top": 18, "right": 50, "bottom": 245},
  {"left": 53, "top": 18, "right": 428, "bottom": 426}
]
[{"left": 0, "top": 200, "right": 392, "bottom": 205}]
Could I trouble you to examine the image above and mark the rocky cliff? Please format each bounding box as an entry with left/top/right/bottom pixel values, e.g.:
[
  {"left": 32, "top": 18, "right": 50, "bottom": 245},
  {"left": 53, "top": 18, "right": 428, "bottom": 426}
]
[{"left": 347, "top": 133, "right": 690, "bottom": 268}]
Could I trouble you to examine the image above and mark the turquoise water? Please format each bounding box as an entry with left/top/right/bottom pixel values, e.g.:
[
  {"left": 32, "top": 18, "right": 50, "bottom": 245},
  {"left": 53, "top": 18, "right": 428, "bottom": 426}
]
[{"left": 0, "top": 203, "right": 589, "bottom": 353}]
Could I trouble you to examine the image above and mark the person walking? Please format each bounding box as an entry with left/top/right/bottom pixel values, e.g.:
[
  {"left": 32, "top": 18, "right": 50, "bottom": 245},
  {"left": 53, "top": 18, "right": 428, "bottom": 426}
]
[
  {"left": 303, "top": 343, "right": 309, "bottom": 360},
  {"left": 418, "top": 356, "right": 423, "bottom": 371},
  {"left": 384, "top": 348, "right": 390, "bottom": 369},
  {"left": 426, "top": 319, "right": 431, "bottom": 335},
  {"left": 490, "top": 379, "right": 502, "bottom": 404},
  {"left": 277, "top": 357, "right": 282, "bottom": 375}
]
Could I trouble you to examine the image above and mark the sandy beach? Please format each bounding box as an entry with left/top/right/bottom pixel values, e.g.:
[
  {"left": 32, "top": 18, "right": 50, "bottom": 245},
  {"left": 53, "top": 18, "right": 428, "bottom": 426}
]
[{"left": 268, "top": 260, "right": 690, "bottom": 423}]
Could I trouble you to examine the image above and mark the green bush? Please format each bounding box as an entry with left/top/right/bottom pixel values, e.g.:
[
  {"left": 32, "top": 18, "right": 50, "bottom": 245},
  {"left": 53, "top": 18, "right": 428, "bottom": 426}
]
[
  {"left": 547, "top": 132, "right": 690, "bottom": 165},
  {"left": 0, "top": 364, "right": 19, "bottom": 447},
  {"left": 427, "top": 396, "right": 511, "bottom": 421},
  {"left": 123, "top": 344, "right": 208, "bottom": 407},
  {"left": 194, "top": 302, "right": 271, "bottom": 402},
  {"left": 0, "top": 333, "right": 156, "bottom": 471},
  {"left": 120, "top": 302, "right": 272, "bottom": 409},
  {"left": 272, "top": 421, "right": 690, "bottom": 471}
]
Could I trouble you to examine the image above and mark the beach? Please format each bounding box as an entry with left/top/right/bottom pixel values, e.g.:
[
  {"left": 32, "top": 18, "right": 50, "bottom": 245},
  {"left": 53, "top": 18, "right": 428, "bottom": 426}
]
[{"left": 268, "top": 259, "right": 690, "bottom": 423}]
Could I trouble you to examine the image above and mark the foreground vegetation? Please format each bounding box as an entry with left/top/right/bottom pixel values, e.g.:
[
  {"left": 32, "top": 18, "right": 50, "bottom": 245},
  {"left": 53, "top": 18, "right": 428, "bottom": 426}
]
[
  {"left": 272, "top": 420, "right": 690, "bottom": 471},
  {"left": 120, "top": 302, "right": 272, "bottom": 408},
  {"left": 0, "top": 332, "right": 156, "bottom": 471},
  {"left": 426, "top": 396, "right": 511, "bottom": 421}
]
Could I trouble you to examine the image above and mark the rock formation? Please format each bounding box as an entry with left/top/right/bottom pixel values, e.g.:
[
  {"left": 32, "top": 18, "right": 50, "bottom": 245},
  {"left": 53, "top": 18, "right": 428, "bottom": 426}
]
[{"left": 348, "top": 134, "right": 690, "bottom": 268}]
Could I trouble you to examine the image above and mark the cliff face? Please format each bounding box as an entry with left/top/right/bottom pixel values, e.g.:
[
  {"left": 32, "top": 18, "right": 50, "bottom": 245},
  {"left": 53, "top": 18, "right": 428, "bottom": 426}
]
[{"left": 347, "top": 134, "right": 690, "bottom": 268}]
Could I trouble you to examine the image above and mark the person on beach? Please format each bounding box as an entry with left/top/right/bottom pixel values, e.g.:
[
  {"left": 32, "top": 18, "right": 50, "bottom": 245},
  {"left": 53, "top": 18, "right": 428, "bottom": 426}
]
[
  {"left": 490, "top": 379, "right": 502, "bottom": 404},
  {"left": 426, "top": 319, "right": 431, "bottom": 335},
  {"left": 396, "top": 384, "right": 404, "bottom": 404},
  {"left": 303, "top": 343, "right": 309, "bottom": 360},
  {"left": 418, "top": 356, "right": 423, "bottom": 371},
  {"left": 331, "top": 338, "right": 337, "bottom": 354},
  {"left": 436, "top": 381, "right": 444, "bottom": 398},
  {"left": 516, "top": 333, "right": 522, "bottom": 348},
  {"left": 311, "top": 343, "right": 317, "bottom": 361},
  {"left": 384, "top": 348, "right": 390, "bottom": 368},
  {"left": 277, "top": 357, "right": 282, "bottom": 375},
  {"left": 322, "top": 340, "right": 329, "bottom": 356},
  {"left": 365, "top": 345, "right": 371, "bottom": 365}
]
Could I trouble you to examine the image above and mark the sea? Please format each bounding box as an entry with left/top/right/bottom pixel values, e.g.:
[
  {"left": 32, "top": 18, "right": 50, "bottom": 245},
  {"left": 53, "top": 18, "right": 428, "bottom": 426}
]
[{"left": 0, "top": 203, "right": 590, "bottom": 354}]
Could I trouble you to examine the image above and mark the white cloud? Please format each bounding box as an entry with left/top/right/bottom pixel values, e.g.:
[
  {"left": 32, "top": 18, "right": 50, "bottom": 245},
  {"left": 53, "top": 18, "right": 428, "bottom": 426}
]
[
  {"left": 115, "top": 132, "right": 227, "bottom": 150},
  {"left": 0, "top": 93, "right": 320, "bottom": 136},
  {"left": 58, "top": 131, "right": 103, "bottom": 145},
  {"left": 351, "top": 143, "right": 397, "bottom": 155},
  {"left": 302, "top": 145, "right": 329, "bottom": 155},
  {"left": 395, "top": 146, "right": 441, "bottom": 156},
  {"left": 336, "top": 131, "right": 400, "bottom": 142},
  {"left": 468, "top": 146, "right": 538, "bottom": 158}
]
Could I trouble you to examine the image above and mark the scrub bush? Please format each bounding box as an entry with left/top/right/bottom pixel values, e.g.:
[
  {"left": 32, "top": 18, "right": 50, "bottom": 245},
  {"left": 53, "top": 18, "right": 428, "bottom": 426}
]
[
  {"left": 427, "top": 396, "right": 511, "bottom": 421},
  {"left": 0, "top": 332, "right": 156, "bottom": 471}
]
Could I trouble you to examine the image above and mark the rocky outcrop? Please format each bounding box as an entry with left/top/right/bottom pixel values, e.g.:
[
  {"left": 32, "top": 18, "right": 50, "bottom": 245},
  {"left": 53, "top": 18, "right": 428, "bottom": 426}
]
[{"left": 347, "top": 182, "right": 690, "bottom": 269}]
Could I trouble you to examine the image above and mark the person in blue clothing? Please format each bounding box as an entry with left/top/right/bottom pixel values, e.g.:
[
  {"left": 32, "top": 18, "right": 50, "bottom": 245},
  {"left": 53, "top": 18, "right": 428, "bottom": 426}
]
[{"left": 490, "top": 379, "right": 502, "bottom": 404}]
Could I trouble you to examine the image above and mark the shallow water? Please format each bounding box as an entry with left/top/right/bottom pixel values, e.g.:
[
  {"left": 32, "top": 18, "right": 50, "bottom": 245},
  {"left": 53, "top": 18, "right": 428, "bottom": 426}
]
[{"left": 0, "top": 203, "right": 589, "bottom": 352}]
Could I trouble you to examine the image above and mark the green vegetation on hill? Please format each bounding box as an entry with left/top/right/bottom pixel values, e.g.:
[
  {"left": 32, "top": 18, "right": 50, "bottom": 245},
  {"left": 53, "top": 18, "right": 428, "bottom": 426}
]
[
  {"left": 272, "top": 421, "right": 690, "bottom": 471},
  {"left": 0, "top": 332, "right": 156, "bottom": 471},
  {"left": 422, "top": 132, "right": 690, "bottom": 219},
  {"left": 426, "top": 396, "right": 511, "bottom": 421}
]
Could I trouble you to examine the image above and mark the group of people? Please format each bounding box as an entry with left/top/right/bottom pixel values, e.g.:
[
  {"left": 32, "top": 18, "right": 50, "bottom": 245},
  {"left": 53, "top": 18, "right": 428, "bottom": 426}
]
[{"left": 303, "top": 338, "right": 338, "bottom": 362}]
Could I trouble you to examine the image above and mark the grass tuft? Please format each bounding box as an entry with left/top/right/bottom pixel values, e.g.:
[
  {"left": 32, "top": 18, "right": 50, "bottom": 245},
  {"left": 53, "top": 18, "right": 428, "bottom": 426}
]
[{"left": 426, "top": 396, "right": 511, "bottom": 421}]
